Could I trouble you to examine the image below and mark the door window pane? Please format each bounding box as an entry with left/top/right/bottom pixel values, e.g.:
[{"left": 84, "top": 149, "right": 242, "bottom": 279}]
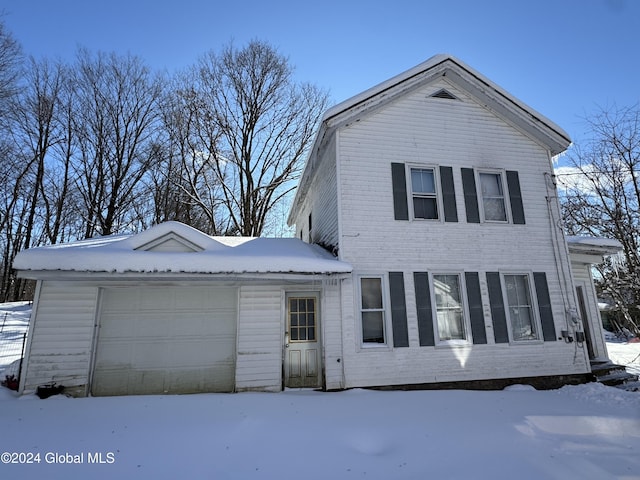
[{"left": 288, "top": 297, "right": 316, "bottom": 343}]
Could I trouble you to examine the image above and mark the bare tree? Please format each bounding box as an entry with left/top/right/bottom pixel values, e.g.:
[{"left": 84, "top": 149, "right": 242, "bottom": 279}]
[
  {"left": 11, "top": 58, "right": 66, "bottom": 245},
  {"left": 559, "top": 104, "right": 640, "bottom": 334},
  {"left": 2, "top": 57, "right": 69, "bottom": 299},
  {"left": 0, "top": 18, "right": 21, "bottom": 115},
  {"left": 0, "top": 35, "right": 328, "bottom": 299},
  {"left": 42, "top": 64, "right": 79, "bottom": 244},
  {"left": 0, "top": 19, "right": 22, "bottom": 231},
  {"left": 194, "top": 40, "right": 329, "bottom": 236},
  {"left": 72, "top": 49, "right": 163, "bottom": 237},
  {"left": 0, "top": 20, "right": 25, "bottom": 300},
  {"left": 153, "top": 77, "right": 230, "bottom": 235}
]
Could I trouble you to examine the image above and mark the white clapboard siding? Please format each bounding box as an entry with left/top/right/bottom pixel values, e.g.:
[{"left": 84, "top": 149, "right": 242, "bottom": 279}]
[
  {"left": 342, "top": 343, "right": 588, "bottom": 389},
  {"left": 293, "top": 134, "right": 339, "bottom": 249},
  {"left": 321, "top": 279, "right": 345, "bottom": 390},
  {"left": 330, "top": 80, "right": 589, "bottom": 386},
  {"left": 235, "top": 286, "right": 284, "bottom": 391},
  {"left": 22, "top": 281, "right": 98, "bottom": 395}
]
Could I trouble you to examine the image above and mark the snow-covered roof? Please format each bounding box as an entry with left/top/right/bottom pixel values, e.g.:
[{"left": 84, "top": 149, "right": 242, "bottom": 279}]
[
  {"left": 322, "top": 54, "right": 570, "bottom": 144},
  {"left": 13, "top": 221, "right": 352, "bottom": 277},
  {"left": 566, "top": 236, "right": 623, "bottom": 255}
]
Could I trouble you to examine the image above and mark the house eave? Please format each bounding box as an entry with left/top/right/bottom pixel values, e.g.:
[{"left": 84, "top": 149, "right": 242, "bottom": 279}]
[
  {"left": 567, "top": 236, "right": 623, "bottom": 265},
  {"left": 16, "top": 269, "right": 351, "bottom": 283}
]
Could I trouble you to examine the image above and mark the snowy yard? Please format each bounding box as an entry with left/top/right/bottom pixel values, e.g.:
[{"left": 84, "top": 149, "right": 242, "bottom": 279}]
[
  {"left": 0, "top": 301, "right": 31, "bottom": 377},
  {"left": 0, "top": 303, "right": 639, "bottom": 479}
]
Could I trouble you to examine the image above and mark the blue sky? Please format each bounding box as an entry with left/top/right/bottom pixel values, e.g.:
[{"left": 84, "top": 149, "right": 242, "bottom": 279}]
[{"left": 2, "top": 0, "right": 639, "bottom": 148}]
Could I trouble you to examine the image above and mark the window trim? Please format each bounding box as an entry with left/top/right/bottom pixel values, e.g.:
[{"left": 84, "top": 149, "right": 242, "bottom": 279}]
[
  {"left": 356, "top": 274, "right": 392, "bottom": 349},
  {"left": 475, "top": 169, "right": 511, "bottom": 224},
  {"left": 430, "top": 272, "right": 473, "bottom": 346},
  {"left": 500, "top": 272, "right": 544, "bottom": 344},
  {"left": 407, "top": 164, "right": 443, "bottom": 222}
]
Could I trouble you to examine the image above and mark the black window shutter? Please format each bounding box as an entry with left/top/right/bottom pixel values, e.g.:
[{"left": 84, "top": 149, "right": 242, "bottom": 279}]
[
  {"left": 389, "top": 272, "right": 409, "bottom": 347},
  {"left": 486, "top": 272, "right": 509, "bottom": 343},
  {"left": 391, "top": 163, "right": 409, "bottom": 221},
  {"left": 534, "top": 272, "right": 556, "bottom": 341},
  {"left": 461, "top": 168, "right": 480, "bottom": 223},
  {"left": 413, "top": 272, "right": 435, "bottom": 347},
  {"left": 465, "top": 272, "right": 487, "bottom": 344},
  {"left": 439, "top": 166, "right": 458, "bottom": 222},
  {"left": 506, "top": 170, "right": 525, "bottom": 224}
]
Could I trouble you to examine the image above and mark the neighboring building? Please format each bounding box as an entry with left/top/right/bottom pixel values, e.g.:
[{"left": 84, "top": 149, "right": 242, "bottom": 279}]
[{"left": 13, "top": 55, "right": 618, "bottom": 396}]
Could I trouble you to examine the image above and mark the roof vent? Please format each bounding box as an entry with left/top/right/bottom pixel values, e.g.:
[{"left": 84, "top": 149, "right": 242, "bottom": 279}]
[
  {"left": 135, "top": 232, "right": 204, "bottom": 252},
  {"left": 430, "top": 89, "right": 457, "bottom": 100}
]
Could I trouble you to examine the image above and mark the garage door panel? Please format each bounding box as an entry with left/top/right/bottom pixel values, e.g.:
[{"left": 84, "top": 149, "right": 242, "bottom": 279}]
[
  {"left": 94, "top": 341, "right": 132, "bottom": 365},
  {"left": 132, "top": 314, "right": 170, "bottom": 337},
  {"left": 91, "top": 371, "right": 128, "bottom": 396},
  {"left": 132, "top": 342, "right": 168, "bottom": 367},
  {"left": 92, "top": 286, "right": 237, "bottom": 396},
  {"left": 99, "top": 314, "right": 135, "bottom": 337},
  {"left": 139, "top": 289, "right": 174, "bottom": 309}
]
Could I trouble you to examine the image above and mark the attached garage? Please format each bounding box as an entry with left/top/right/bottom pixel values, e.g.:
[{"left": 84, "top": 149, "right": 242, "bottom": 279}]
[
  {"left": 13, "top": 221, "right": 351, "bottom": 397},
  {"left": 92, "top": 286, "right": 237, "bottom": 396}
]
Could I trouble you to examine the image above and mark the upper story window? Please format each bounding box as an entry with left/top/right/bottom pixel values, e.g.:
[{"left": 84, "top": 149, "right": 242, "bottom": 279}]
[
  {"left": 391, "top": 163, "right": 458, "bottom": 223},
  {"left": 410, "top": 167, "right": 439, "bottom": 220},
  {"left": 461, "top": 168, "right": 526, "bottom": 225},
  {"left": 478, "top": 171, "right": 508, "bottom": 222}
]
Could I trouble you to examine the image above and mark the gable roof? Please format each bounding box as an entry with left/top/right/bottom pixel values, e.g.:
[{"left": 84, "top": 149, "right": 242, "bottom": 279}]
[
  {"left": 13, "top": 221, "right": 352, "bottom": 277},
  {"left": 289, "top": 54, "right": 572, "bottom": 224}
]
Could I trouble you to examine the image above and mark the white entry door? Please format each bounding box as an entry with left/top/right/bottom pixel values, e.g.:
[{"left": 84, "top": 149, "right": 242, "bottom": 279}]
[{"left": 284, "top": 294, "right": 321, "bottom": 388}]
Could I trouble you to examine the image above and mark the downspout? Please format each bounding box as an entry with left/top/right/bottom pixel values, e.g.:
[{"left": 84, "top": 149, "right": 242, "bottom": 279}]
[
  {"left": 86, "top": 287, "right": 104, "bottom": 397},
  {"left": 544, "top": 158, "right": 588, "bottom": 366}
]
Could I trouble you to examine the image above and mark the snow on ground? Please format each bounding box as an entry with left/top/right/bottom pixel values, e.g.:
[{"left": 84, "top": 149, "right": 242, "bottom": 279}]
[
  {"left": 605, "top": 331, "right": 640, "bottom": 377},
  {"left": 0, "top": 384, "right": 638, "bottom": 480},
  {"left": 0, "top": 303, "right": 638, "bottom": 480},
  {"left": 0, "top": 302, "right": 31, "bottom": 377}
]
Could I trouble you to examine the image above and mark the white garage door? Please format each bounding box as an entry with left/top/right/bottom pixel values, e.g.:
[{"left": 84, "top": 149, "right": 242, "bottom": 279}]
[{"left": 92, "top": 286, "right": 237, "bottom": 396}]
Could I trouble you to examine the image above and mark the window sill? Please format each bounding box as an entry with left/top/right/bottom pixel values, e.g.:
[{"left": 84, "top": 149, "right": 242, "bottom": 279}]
[
  {"left": 358, "top": 343, "right": 391, "bottom": 352},
  {"left": 509, "top": 339, "right": 544, "bottom": 346},
  {"left": 481, "top": 219, "right": 511, "bottom": 224},
  {"left": 435, "top": 340, "right": 472, "bottom": 348}
]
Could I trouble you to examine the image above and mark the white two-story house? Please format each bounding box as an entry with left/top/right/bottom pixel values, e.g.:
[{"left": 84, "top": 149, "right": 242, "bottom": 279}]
[
  {"left": 288, "top": 54, "right": 603, "bottom": 389},
  {"left": 13, "top": 54, "right": 615, "bottom": 396}
]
